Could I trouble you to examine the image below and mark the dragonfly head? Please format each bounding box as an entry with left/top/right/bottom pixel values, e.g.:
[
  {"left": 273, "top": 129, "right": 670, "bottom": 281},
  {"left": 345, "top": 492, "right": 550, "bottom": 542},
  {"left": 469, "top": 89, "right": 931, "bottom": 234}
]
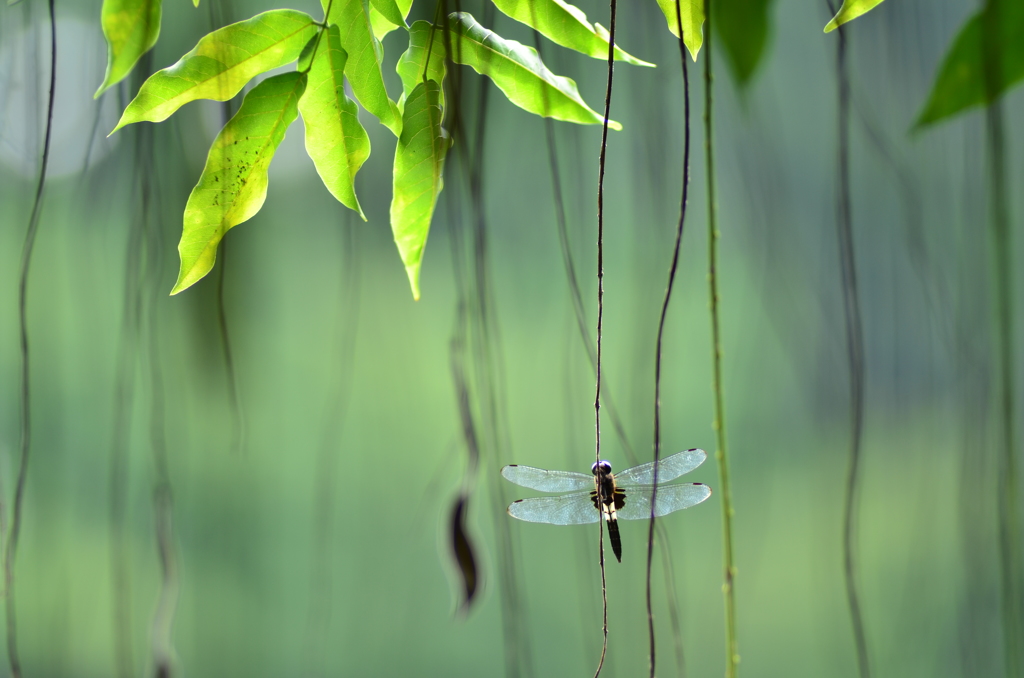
[{"left": 591, "top": 460, "right": 612, "bottom": 476}]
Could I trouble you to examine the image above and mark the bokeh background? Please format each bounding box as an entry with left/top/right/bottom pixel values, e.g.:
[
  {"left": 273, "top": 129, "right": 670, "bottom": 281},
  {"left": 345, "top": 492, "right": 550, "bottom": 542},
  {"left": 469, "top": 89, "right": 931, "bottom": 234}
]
[{"left": 1, "top": 0, "right": 1022, "bottom": 676}]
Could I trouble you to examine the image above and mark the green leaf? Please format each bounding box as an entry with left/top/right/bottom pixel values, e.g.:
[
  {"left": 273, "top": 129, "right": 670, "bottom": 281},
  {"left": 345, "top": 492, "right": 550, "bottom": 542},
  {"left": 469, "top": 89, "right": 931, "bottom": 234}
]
[
  {"left": 296, "top": 32, "right": 319, "bottom": 72},
  {"left": 824, "top": 0, "right": 885, "bottom": 32},
  {"left": 715, "top": 0, "right": 773, "bottom": 85},
  {"left": 915, "top": 0, "right": 1024, "bottom": 127},
  {"left": 653, "top": 0, "right": 703, "bottom": 60},
  {"left": 368, "top": 0, "right": 406, "bottom": 31},
  {"left": 391, "top": 80, "right": 448, "bottom": 300},
  {"left": 490, "top": 0, "right": 652, "bottom": 67},
  {"left": 323, "top": 0, "right": 403, "bottom": 135},
  {"left": 95, "top": 0, "right": 162, "bottom": 97},
  {"left": 171, "top": 72, "right": 306, "bottom": 295},
  {"left": 111, "top": 10, "right": 316, "bottom": 133},
  {"left": 193, "top": 0, "right": 199, "bottom": 6},
  {"left": 448, "top": 12, "right": 620, "bottom": 130},
  {"left": 299, "top": 26, "right": 371, "bottom": 219},
  {"left": 369, "top": 0, "right": 413, "bottom": 40},
  {"left": 396, "top": 21, "right": 446, "bottom": 110}
]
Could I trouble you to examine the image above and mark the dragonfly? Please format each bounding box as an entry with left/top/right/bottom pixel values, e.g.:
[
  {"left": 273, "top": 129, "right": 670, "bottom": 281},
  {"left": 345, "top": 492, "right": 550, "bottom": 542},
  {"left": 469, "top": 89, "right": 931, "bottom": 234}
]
[{"left": 500, "top": 448, "right": 711, "bottom": 562}]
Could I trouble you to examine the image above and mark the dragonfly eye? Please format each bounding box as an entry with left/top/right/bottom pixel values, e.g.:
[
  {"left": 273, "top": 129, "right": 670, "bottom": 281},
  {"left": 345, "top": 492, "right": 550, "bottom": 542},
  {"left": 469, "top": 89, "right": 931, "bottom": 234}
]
[{"left": 591, "top": 460, "right": 612, "bottom": 475}]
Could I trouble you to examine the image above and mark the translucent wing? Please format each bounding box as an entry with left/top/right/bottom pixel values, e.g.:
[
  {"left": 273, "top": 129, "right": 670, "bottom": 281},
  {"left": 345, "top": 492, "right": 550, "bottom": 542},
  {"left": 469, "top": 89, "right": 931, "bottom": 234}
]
[
  {"left": 615, "top": 483, "right": 712, "bottom": 520},
  {"left": 506, "top": 490, "right": 599, "bottom": 525},
  {"left": 614, "top": 448, "right": 707, "bottom": 486},
  {"left": 501, "top": 465, "right": 594, "bottom": 492}
]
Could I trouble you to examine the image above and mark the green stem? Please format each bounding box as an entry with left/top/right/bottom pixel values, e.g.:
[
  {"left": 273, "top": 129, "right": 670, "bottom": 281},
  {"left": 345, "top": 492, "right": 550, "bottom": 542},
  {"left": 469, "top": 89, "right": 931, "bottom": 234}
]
[
  {"left": 301, "top": 0, "right": 336, "bottom": 75},
  {"left": 981, "top": 2, "right": 1021, "bottom": 675},
  {"left": 988, "top": 87, "right": 1022, "bottom": 678},
  {"left": 703, "top": 2, "right": 738, "bottom": 676}
]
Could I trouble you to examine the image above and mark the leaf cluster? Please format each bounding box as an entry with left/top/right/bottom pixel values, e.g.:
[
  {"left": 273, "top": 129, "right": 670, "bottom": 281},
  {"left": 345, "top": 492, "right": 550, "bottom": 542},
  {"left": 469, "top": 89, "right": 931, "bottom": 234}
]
[
  {"left": 96, "top": 0, "right": 1024, "bottom": 297},
  {"left": 104, "top": 0, "right": 651, "bottom": 298}
]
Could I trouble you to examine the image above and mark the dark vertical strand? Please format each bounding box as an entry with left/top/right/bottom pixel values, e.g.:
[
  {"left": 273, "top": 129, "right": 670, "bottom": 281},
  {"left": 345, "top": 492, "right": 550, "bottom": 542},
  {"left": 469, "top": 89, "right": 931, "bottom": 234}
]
[
  {"left": 79, "top": 95, "right": 107, "bottom": 176},
  {"left": 831, "top": 15, "right": 870, "bottom": 678},
  {"left": 449, "top": 303, "right": 482, "bottom": 607},
  {"left": 990, "top": 100, "right": 1022, "bottom": 678},
  {"left": 850, "top": 91, "right": 943, "bottom": 342},
  {"left": 451, "top": 164, "right": 531, "bottom": 677},
  {"left": 210, "top": 0, "right": 244, "bottom": 456},
  {"left": 111, "top": 78, "right": 160, "bottom": 678},
  {"left": 647, "top": 4, "right": 692, "bottom": 675},
  {"left": 982, "top": 0, "right": 1022, "bottom": 673},
  {"left": 592, "top": 518, "right": 608, "bottom": 678},
  {"left": 304, "top": 216, "right": 359, "bottom": 676},
  {"left": 150, "top": 320, "right": 178, "bottom": 678},
  {"left": 206, "top": 1, "right": 242, "bottom": 456},
  {"left": 146, "top": 163, "right": 179, "bottom": 678},
  {"left": 703, "top": 1, "right": 738, "bottom": 674},
  {"left": 214, "top": 243, "right": 244, "bottom": 455},
  {"left": 442, "top": 6, "right": 533, "bottom": 674},
  {"left": 109, "top": 350, "right": 137, "bottom": 678},
  {"left": 535, "top": 34, "right": 635, "bottom": 474},
  {"left": 658, "top": 538, "right": 687, "bottom": 674},
  {"left": 5, "top": 2, "right": 56, "bottom": 676},
  {"left": 534, "top": 33, "right": 687, "bottom": 674},
  {"left": 592, "top": 2, "right": 616, "bottom": 676}
]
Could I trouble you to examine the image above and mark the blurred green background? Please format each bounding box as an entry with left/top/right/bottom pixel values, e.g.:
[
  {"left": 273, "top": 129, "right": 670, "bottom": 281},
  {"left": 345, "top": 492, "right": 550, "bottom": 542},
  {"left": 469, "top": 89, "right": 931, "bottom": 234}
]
[{"left": 1, "top": 0, "right": 1022, "bottom": 676}]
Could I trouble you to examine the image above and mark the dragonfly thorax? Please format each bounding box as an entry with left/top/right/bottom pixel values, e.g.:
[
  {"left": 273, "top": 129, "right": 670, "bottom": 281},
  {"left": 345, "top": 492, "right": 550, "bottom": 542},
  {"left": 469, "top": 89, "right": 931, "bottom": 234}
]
[{"left": 591, "top": 460, "right": 612, "bottom": 476}]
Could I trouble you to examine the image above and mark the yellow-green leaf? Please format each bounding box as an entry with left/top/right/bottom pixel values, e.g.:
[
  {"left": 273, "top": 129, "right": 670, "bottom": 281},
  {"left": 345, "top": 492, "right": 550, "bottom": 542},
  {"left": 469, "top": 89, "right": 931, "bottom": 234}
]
[
  {"left": 396, "top": 21, "right": 446, "bottom": 111},
  {"left": 448, "top": 12, "right": 620, "bottom": 130},
  {"left": 112, "top": 10, "right": 316, "bottom": 133},
  {"left": 654, "top": 0, "right": 703, "bottom": 60},
  {"left": 824, "top": 0, "right": 885, "bottom": 33},
  {"left": 171, "top": 72, "right": 306, "bottom": 295},
  {"left": 96, "top": 0, "right": 162, "bottom": 97},
  {"left": 323, "top": 0, "right": 402, "bottom": 135},
  {"left": 369, "top": 0, "right": 412, "bottom": 40},
  {"left": 391, "top": 80, "right": 448, "bottom": 300},
  {"left": 299, "top": 26, "right": 371, "bottom": 219},
  {"left": 491, "top": 0, "right": 652, "bottom": 66},
  {"left": 368, "top": 0, "right": 406, "bottom": 31}
]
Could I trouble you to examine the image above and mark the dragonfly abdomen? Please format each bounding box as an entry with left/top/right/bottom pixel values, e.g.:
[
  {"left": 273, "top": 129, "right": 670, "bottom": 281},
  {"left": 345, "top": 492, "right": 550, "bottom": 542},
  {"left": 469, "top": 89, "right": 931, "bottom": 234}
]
[{"left": 589, "top": 489, "right": 626, "bottom": 561}]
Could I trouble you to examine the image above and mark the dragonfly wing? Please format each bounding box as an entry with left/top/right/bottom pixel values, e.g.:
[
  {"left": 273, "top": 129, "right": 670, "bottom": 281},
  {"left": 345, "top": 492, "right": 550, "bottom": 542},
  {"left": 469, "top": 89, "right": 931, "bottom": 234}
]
[
  {"left": 614, "top": 448, "right": 707, "bottom": 486},
  {"left": 501, "top": 465, "right": 593, "bottom": 492},
  {"left": 615, "top": 483, "right": 712, "bottom": 520},
  {"left": 506, "top": 490, "right": 599, "bottom": 525}
]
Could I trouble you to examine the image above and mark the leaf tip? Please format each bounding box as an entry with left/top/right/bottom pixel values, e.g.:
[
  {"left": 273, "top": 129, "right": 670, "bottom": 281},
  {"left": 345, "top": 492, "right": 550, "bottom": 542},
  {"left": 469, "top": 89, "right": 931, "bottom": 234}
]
[
  {"left": 405, "top": 265, "right": 422, "bottom": 300},
  {"left": 171, "top": 254, "right": 215, "bottom": 296},
  {"left": 109, "top": 111, "right": 133, "bottom": 136},
  {"left": 909, "top": 113, "right": 932, "bottom": 134},
  {"left": 170, "top": 259, "right": 201, "bottom": 294},
  {"left": 824, "top": 19, "right": 839, "bottom": 33},
  {"left": 608, "top": 120, "right": 623, "bottom": 131}
]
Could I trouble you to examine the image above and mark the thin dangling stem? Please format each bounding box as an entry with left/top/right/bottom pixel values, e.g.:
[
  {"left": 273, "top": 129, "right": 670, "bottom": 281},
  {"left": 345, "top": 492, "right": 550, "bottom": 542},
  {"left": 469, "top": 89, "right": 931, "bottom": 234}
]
[
  {"left": 592, "top": 0, "right": 618, "bottom": 674},
  {"left": 647, "top": 2, "right": 692, "bottom": 674},
  {"left": 703, "top": 0, "right": 739, "bottom": 674}
]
